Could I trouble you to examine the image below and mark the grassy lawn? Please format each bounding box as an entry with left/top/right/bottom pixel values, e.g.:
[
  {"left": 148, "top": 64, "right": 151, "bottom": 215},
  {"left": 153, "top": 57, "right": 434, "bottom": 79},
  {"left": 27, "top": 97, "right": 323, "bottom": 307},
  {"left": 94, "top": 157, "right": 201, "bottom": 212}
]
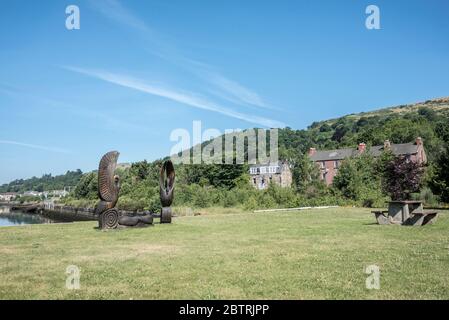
[{"left": 0, "top": 207, "right": 448, "bottom": 299}]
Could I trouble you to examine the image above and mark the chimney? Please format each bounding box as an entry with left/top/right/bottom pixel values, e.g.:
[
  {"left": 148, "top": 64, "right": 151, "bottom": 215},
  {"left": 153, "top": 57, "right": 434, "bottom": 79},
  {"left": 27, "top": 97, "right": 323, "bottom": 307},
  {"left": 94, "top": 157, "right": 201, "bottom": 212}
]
[
  {"left": 308, "top": 147, "right": 316, "bottom": 156},
  {"left": 416, "top": 137, "right": 423, "bottom": 146},
  {"left": 384, "top": 140, "right": 391, "bottom": 150},
  {"left": 358, "top": 143, "right": 366, "bottom": 153}
]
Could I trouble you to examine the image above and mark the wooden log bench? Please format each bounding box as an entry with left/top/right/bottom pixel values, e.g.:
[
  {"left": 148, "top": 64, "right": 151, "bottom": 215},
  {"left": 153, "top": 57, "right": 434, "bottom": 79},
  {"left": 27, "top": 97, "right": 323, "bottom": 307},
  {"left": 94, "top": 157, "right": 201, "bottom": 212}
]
[{"left": 403, "top": 211, "right": 438, "bottom": 226}]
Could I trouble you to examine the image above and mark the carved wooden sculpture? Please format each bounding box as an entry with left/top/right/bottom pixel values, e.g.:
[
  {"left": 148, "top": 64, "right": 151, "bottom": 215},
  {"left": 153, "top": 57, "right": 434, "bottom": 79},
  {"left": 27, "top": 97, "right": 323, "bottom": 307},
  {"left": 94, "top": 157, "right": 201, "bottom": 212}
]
[
  {"left": 159, "top": 160, "right": 175, "bottom": 223},
  {"left": 95, "top": 151, "right": 121, "bottom": 229}
]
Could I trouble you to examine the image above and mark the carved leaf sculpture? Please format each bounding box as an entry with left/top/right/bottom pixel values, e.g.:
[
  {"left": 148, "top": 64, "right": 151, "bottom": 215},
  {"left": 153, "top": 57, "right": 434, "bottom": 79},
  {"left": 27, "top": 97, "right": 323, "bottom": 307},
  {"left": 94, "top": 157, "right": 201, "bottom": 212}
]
[{"left": 98, "top": 151, "right": 120, "bottom": 202}]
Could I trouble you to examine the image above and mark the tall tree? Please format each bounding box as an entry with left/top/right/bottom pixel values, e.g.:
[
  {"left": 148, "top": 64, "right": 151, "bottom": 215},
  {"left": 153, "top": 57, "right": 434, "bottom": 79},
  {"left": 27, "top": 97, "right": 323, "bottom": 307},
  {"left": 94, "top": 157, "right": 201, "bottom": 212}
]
[{"left": 382, "top": 157, "right": 425, "bottom": 201}]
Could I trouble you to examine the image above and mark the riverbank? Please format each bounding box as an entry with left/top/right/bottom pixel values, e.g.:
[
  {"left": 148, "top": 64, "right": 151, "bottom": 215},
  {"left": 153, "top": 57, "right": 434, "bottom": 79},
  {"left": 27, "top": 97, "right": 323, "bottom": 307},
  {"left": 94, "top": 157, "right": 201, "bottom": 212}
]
[
  {"left": 1, "top": 207, "right": 448, "bottom": 299},
  {"left": 41, "top": 206, "right": 96, "bottom": 221}
]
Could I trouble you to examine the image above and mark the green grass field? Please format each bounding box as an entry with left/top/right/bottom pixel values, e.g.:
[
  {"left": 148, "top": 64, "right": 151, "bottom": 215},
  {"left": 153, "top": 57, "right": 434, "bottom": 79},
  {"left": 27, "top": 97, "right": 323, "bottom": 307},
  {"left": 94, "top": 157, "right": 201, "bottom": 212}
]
[{"left": 0, "top": 207, "right": 448, "bottom": 299}]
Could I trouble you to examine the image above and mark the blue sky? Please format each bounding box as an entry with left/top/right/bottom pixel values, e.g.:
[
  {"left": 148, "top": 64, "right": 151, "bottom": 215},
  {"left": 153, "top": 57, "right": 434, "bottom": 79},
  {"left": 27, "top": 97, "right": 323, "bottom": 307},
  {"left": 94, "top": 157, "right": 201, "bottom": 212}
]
[{"left": 1, "top": 0, "right": 449, "bottom": 184}]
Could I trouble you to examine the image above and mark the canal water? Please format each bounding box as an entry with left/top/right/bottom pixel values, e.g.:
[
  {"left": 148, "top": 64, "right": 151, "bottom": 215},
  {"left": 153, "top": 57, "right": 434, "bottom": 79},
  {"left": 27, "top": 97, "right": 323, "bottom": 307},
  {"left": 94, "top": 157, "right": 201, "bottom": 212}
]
[{"left": 0, "top": 205, "right": 66, "bottom": 227}]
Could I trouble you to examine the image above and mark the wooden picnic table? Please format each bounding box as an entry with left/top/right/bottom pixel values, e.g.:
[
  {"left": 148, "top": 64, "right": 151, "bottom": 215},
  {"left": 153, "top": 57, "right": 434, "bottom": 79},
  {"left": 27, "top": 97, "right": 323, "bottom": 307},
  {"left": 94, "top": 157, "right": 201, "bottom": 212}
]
[
  {"left": 372, "top": 200, "right": 438, "bottom": 226},
  {"left": 388, "top": 200, "right": 424, "bottom": 223}
]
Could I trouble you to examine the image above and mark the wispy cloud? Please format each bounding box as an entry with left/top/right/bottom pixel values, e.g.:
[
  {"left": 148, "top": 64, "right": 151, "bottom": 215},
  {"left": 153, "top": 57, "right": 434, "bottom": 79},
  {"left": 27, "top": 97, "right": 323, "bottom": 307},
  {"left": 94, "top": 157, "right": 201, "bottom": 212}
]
[
  {"left": 88, "top": 0, "right": 151, "bottom": 32},
  {"left": 0, "top": 140, "right": 72, "bottom": 154},
  {"left": 90, "top": 0, "right": 280, "bottom": 112},
  {"left": 204, "top": 72, "right": 270, "bottom": 109},
  {"left": 149, "top": 52, "right": 276, "bottom": 110},
  {"left": 64, "top": 66, "right": 285, "bottom": 128}
]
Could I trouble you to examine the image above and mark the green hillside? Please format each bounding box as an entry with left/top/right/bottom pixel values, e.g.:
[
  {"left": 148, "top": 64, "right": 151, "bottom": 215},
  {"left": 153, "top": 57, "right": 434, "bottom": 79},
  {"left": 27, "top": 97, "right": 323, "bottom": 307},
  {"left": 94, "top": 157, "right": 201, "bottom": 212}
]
[
  {"left": 280, "top": 96, "right": 449, "bottom": 159},
  {"left": 59, "top": 96, "right": 449, "bottom": 211},
  {"left": 0, "top": 170, "right": 83, "bottom": 194},
  {"left": 3, "top": 97, "right": 449, "bottom": 208}
]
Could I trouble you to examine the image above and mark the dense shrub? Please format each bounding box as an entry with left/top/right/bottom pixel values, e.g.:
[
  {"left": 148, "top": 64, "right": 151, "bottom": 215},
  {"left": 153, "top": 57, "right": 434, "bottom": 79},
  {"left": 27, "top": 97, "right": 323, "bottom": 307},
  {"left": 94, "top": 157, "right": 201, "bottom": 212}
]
[
  {"left": 382, "top": 156, "right": 425, "bottom": 200},
  {"left": 411, "top": 187, "right": 439, "bottom": 207}
]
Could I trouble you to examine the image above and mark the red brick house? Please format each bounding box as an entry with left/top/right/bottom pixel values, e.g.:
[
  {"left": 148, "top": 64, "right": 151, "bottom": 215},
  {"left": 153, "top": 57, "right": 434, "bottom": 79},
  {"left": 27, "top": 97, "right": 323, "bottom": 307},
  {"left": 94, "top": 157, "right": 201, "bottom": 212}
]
[{"left": 308, "top": 137, "right": 427, "bottom": 186}]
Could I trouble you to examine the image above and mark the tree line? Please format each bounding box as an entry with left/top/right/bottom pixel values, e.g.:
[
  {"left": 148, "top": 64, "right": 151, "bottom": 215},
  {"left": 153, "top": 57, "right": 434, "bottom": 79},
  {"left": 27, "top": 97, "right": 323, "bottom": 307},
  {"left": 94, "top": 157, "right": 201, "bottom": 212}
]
[
  {"left": 62, "top": 102, "right": 449, "bottom": 211},
  {"left": 0, "top": 170, "right": 83, "bottom": 193}
]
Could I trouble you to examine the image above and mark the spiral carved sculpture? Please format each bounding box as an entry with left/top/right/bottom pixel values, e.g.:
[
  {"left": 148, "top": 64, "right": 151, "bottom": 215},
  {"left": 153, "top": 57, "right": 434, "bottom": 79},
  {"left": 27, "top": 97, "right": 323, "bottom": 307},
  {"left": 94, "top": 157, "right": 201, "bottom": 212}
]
[
  {"left": 159, "top": 160, "right": 175, "bottom": 223},
  {"left": 99, "top": 208, "right": 120, "bottom": 229},
  {"left": 95, "top": 151, "right": 121, "bottom": 230},
  {"left": 95, "top": 152, "right": 174, "bottom": 229}
]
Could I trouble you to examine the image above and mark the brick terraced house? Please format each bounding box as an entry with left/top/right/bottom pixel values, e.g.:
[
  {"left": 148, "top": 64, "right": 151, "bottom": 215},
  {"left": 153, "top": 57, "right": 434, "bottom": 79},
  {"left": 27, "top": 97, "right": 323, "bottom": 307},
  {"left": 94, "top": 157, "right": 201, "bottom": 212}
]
[{"left": 308, "top": 137, "right": 427, "bottom": 186}]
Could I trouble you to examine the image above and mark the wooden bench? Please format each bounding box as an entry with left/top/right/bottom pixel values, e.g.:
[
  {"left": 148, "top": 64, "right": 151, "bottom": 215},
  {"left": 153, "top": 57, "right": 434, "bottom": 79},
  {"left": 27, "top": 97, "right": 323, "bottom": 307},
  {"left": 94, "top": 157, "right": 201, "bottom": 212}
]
[
  {"left": 373, "top": 210, "right": 438, "bottom": 226},
  {"left": 403, "top": 211, "right": 438, "bottom": 226},
  {"left": 372, "top": 211, "right": 391, "bottom": 225}
]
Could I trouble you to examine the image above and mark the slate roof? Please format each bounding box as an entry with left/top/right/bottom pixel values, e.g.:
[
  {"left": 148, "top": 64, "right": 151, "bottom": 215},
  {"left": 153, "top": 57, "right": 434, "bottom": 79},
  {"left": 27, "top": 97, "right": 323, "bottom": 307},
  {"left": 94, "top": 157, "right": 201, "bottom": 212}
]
[
  {"left": 368, "top": 143, "right": 419, "bottom": 157},
  {"left": 309, "top": 148, "right": 354, "bottom": 161},
  {"left": 309, "top": 143, "right": 419, "bottom": 162}
]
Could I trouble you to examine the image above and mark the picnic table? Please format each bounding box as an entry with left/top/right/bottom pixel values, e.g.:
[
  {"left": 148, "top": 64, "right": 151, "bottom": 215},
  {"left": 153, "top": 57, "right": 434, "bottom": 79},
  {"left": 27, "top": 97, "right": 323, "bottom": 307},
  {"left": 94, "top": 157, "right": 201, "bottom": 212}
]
[
  {"left": 388, "top": 200, "right": 423, "bottom": 223},
  {"left": 372, "top": 200, "right": 438, "bottom": 226}
]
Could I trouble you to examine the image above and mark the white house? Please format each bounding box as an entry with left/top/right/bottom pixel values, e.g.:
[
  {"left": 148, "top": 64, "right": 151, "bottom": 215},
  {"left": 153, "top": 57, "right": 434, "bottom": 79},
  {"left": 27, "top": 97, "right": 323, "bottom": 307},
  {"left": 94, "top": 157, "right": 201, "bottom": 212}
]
[
  {"left": 249, "top": 161, "right": 292, "bottom": 190},
  {"left": 0, "top": 192, "right": 18, "bottom": 202}
]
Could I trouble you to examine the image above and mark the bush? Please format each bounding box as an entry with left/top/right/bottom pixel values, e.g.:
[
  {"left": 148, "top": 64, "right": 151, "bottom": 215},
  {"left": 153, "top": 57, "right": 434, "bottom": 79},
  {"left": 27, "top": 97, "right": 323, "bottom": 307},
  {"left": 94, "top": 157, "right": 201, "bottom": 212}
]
[
  {"left": 382, "top": 156, "right": 425, "bottom": 200},
  {"left": 411, "top": 187, "right": 439, "bottom": 207},
  {"left": 243, "top": 196, "right": 258, "bottom": 211},
  {"left": 117, "top": 196, "right": 147, "bottom": 212},
  {"left": 62, "top": 198, "right": 97, "bottom": 209},
  {"left": 16, "top": 195, "right": 41, "bottom": 204}
]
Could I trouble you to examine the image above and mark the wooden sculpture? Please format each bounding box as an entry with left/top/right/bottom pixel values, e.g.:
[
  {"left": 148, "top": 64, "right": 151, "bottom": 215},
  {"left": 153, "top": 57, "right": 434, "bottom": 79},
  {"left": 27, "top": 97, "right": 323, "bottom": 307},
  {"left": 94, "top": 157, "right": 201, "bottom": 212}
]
[
  {"left": 159, "top": 160, "right": 175, "bottom": 223},
  {"left": 95, "top": 151, "right": 121, "bottom": 229}
]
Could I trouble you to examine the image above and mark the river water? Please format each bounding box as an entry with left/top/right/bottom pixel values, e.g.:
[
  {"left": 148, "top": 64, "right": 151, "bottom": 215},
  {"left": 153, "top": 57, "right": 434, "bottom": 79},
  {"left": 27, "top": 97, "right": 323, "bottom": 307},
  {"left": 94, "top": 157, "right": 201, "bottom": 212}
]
[{"left": 0, "top": 205, "right": 65, "bottom": 227}]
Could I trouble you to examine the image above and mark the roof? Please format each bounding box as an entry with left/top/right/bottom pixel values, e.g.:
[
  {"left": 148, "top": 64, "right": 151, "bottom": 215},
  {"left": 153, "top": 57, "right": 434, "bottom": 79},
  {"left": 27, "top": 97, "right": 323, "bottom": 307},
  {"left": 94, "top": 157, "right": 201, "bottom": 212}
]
[
  {"left": 249, "top": 161, "right": 290, "bottom": 175},
  {"left": 369, "top": 143, "right": 418, "bottom": 157},
  {"left": 249, "top": 161, "right": 291, "bottom": 168},
  {"left": 309, "top": 142, "right": 419, "bottom": 161},
  {"left": 309, "top": 148, "right": 354, "bottom": 161}
]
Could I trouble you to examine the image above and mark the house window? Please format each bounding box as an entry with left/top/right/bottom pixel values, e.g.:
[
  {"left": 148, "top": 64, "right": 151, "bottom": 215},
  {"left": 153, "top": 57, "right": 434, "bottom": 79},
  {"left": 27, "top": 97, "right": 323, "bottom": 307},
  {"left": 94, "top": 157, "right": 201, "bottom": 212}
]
[
  {"left": 321, "top": 161, "right": 326, "bottom": 169},
  {"left": 253, "top": 178, "right": 256, "bottom": 185},
  {"left": 334, "top": 161, "right": 339, "bottom": 169},
  {"left": 260, "top": 167, "right": 266, "bottom": 174}
]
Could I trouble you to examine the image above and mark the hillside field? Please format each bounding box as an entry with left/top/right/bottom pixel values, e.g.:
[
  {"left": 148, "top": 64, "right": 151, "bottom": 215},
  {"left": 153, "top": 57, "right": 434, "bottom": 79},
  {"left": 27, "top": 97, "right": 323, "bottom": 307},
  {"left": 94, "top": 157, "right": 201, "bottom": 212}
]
[{"left": 0, "top": 207, "right": 448, "bottom": 299}]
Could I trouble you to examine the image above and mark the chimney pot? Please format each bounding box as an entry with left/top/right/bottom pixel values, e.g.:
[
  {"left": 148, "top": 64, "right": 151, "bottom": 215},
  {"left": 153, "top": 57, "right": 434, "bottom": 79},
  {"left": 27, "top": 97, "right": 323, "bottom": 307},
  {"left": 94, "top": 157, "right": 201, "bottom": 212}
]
[
  {"left": 308, "top": 147, "right": 316, "bottom": 156},
  {"left": 416, "top": 137, "right": 423, "bottom": 145},
  {"left": 358, "top": 143, "right": 366, "bottom": 153}
]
